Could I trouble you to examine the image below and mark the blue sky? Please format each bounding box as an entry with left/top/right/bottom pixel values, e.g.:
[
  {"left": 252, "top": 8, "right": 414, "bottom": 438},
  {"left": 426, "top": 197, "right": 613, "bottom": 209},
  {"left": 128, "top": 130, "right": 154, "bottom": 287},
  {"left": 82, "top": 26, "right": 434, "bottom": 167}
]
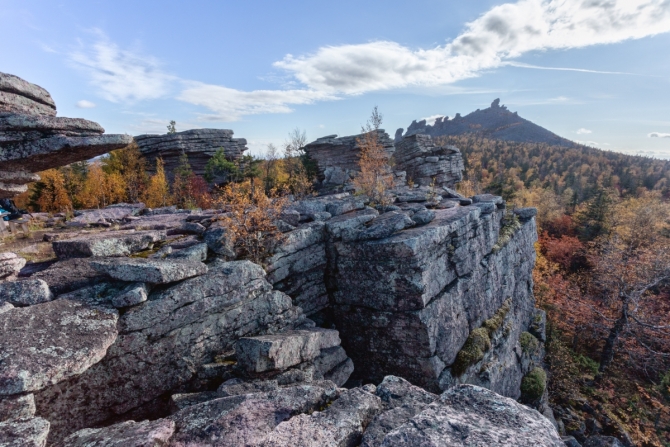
[{"left": 2, "top": 0, "right": 670, "bottom": 158}]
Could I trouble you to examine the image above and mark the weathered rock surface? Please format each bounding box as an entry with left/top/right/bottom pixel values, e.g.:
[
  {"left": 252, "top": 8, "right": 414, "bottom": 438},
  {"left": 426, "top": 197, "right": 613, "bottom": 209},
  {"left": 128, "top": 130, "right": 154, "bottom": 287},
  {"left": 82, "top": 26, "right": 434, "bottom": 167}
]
[
  {"left": 168, "top": 243, "right": 208, "bottom": 261},
  {"left": 236, "top": 328, "right": 341, "bottom": 373},
  {"left": 303, "top": 131, "right": 396, "bottom": 189},
  {"left": 56, "top": 419, "right": 175, "bottom": 447},
  {"left": 0, "top": 394, "right": 36, "bottom": 421},
  {"left": 379, "top": 384, "right": 564, "bottom": 447},
  {"left": 0, "top": 299, "right": 118, "bottom": 395},
  {"left": 135, "top": 129, "right": 247, "bottom": 181},
  {"left": 91, "top": 257, "right": 207, "bottom": 284},
  {"left": 583, "top": 436, "right": 625, "bottom": 447},
  {"left": 0, "top": 417, "right": 50, "bottom": 447},
  {"left": 0, "top": 73, "right": 132, "bottom": 199},
  {"left": 0, "top": 279, "right": 52, "bottom": 306},
  {"left": 52, "top": 230, "right": 166, "bottom": 259},
  {"left": 68, "top": 205, "right": 145, "bottom": 226},
  {"left": 110, "top": 282, "right": 149, "bottom": 308},
  {"left": 34, "top": 261, "right": 305, "bottom": 442},
  {"left": 263, "top": 387, "right": 383, "bottom": 447},
  {"left": 394, "top": 133, "right": 464, "bottom": 187},
  {"left": 0, "top": 253, "right": 25, "bottom": 281},
  {"left": 31, "top": 258, "right": 110, "bottom": 295}
]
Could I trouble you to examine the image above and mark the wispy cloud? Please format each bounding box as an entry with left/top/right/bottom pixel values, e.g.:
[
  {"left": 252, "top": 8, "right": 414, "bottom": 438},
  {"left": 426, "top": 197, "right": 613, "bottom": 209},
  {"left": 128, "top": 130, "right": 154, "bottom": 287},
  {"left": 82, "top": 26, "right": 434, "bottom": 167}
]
[
  {"left": 70, "top": 0, "right": 670, "bottom": 120},
  {"left": 75, "top": 100, "right": 96, "bottom": 109},
  {"left": 504, "top": 61, "right": 646, "bottom": 76},
  {"left": 69, "top": 31, "right": 175, "bottom": 103},
  {"left": 649, "top": 132, "right": 670, "bottom": 138},
  {"left": 577, "top": 128, "right": 592, "bottom": 134}
]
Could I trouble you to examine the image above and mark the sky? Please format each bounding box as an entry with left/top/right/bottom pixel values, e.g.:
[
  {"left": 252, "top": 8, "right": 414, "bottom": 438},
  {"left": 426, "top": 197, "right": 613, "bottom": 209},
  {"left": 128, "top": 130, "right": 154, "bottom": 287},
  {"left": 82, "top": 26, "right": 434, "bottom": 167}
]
[{"left": 2, "top": 0, "right": 670, "bottom": 158}]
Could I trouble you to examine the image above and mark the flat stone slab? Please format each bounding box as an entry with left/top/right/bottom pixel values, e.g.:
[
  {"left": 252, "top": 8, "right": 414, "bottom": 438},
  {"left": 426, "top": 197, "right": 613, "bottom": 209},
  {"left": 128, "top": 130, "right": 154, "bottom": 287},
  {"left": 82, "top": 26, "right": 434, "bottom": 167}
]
[
  {"left": 0, "top": 299, "right": 118, "bottom": 395},
  {"left": 0, "top": 393, "right": 36, "bottom": 421},
  {"left": 90, "top": 258, "right": 208, "bottom": 284},
  {"left": 236, "top": 328, "right": 341, "bottom": 373},
  {"left": 68, "top": 206, "right": 144, "bottom": 225},
  {"left": 31, "top": 258, "right": 110, "bottom": 295},
  {"left": 0, "top": 279, "right": 52, "bottom": 306},
  {"left": 0, "top": 253, "right": 25, "bottom": 280},
  {"left": 52, "top": 230, "right": 166, "bottom": 259},
  {"left": 57, "top": 419, "right": 175, "bottom": 447},
  {"left": 0, "top": 417, "right": 50, "bottom": 447}
]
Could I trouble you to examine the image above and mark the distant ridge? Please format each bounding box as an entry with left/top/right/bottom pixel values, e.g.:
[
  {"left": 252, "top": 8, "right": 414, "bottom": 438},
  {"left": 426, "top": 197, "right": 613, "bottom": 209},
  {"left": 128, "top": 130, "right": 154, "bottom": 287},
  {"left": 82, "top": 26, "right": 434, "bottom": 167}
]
[{"left": 397, "top": 99, "right": 577, "bottom": 148}]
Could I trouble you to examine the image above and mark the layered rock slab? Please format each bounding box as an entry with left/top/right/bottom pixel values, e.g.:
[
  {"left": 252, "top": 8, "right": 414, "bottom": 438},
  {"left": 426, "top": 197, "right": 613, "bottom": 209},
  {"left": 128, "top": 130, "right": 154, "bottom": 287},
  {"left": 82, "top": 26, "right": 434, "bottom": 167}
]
[
  {"left": 0, "top": 417, "right": 50, "bottom": 447},
  {"left": 52, "top": 230, "right": 166, "bottom": 259},
  {"left": 91, "top": 257, "right": 208, "bottom": 284},
  {"left": 34, "top": 261, "right": 305, "bottom": 443},
  {"left": 56, "top": 419, "right": 175, "bottom": 447},
  {"left": 0, "top": 299, "right": 118, "bottom": 395}
]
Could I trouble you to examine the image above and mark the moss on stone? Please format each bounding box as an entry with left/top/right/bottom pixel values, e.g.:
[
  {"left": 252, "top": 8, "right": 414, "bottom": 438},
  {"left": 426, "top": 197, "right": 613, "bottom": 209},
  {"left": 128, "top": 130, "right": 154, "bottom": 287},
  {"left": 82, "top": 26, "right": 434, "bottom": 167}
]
[
  {"left": 452, "top": 327, "right": 491, "bottom": 377},
  {"left": 482, "top": 298, "right": 512, "bottom": 335},
  {"left": 492, "top": 213, "right": 522, "bottom": 253},
  {"left": 520, "top": 331, "right": 540, "bottom": 353},
  {"left": 520, "top": 367, "right": 547, "bottom": 402}
]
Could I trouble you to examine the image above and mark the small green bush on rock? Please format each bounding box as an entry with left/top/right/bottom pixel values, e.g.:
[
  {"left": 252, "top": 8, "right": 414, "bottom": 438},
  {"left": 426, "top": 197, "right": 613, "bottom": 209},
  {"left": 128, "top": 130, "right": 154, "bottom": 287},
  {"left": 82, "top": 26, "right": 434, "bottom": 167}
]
[
  {"left": 520, "top": 331, "right": 540, "bottom": 353},
  {"left": 452, "top": 328, "right": 491, "bottom": 377},
  {"left": 521, "top": 367, "right": 547, "bottom": 402}
]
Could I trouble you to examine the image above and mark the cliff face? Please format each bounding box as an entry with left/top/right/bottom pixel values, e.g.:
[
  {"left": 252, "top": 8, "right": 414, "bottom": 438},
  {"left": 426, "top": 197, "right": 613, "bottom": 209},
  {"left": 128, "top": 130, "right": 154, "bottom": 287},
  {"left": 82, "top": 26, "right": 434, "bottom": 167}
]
[
  {"left": 135, "top": 129, "right": 248, "bottom": 180},
  {"left": 399, "top": 98, "right": 577, "bottom": 148}
]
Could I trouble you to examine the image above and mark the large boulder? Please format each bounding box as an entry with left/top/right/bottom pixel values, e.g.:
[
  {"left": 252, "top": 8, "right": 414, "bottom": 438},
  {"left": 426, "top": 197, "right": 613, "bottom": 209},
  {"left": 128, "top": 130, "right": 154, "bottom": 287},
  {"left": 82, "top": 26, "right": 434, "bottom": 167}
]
[
  {"left": 55, "top": 419, "right": 175, "bottom": 447},
  {"left": 52, "top": 230, "right": 166, "bottom": 259},
  {"left": 90, "top": 257, "right": 207, "bottom": 284},
  {"left": 0, "top": 253, "right": 25, "bottom": 281},
  {"left": 0, "top": 417, "right": 50, "bottom": 447},
  {"left": 0, "top": 279, "right": 52, "bottom": 306}
]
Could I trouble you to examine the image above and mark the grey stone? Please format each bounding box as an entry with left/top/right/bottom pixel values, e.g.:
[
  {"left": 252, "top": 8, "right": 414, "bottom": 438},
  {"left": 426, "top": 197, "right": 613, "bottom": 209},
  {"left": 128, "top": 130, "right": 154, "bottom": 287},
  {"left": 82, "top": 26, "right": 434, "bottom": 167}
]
[
  {"left": 324, "top": 358, "right": 354, "bottom": 387},
  {"left": 68, "top": 206, "right": 144, "bottom": 226},
  {"left": 280, "top": 209, "right": 300, "bottom": 227},
  {"left": 0, "top": 394, "right": 36, "bottom": 421},
  {"left": 314, "top": 346, "right": 349, "bottom": 377},
  {"left": 310, "top": 211, "right": 332, "bottom": 221},
  {"left": 474, "top": 201, "right": 496, "bottom": 214},
  {"left": 217, "top": 379, "right": 279, "bottom": 397},
  {"left": 0, "top": 72, "right": 55, "bottom": 116},
  {"left": 0, "top": 417, "right": 50, "bottom": 447},
  {"left": 52, "top": 230, "right": 166, "bottom": 259},
  {"left": 31, "top": 258, "right": 110, "bottom": 295},
  {"left": 148, "top": 245, "right": 172, "bottom": 259},
  {"left": 0, "top": 303, "right": 13, "bottom": 314},
  {"left": 563, "top": 436, "right": 582, "bottom": 447},
  {"left": 90, "top": 258, "right": 207, "bottom": 284},
  {"left": 0, "top": 253, "right": 25, "bottom": 280},
  {"left": 204, "top": 221, "right": 236, "bottom": 258},
  {"left": 167, "top": 382, "right": 339, "bottom": 446},
  {"left": 110, "top": 282, "right": 149, "bottom": 308},
  {"left": 472, "top": 193, "right": 504, "bottom": 205},
  {"left": 56, "top": 419, "right": 175, "bottom": 447},
  {"left": 411, "top": 209, "right": 435, "bottom": 225},
  {"left": 264, "top": 387, "right": 383, "bottom": 447},
  {"left": 325, "top": 208, "right": 379, "bottom": 239},
  {"left": 119, "top": 214, "right": 187, "bottom": 232},
  {"left": 442, "top": 186, "right": 465, "bottom": 199},
  {"left": 0, "top": 299, "right": 118, "bottom": 395},
  {"left": 515, "top": 207, "right": 538, "bottom": 220},
  {"left": 583, "top": 436, "right": 625, "bottom": 447},
  {"left": 326, "top": 198, "right": 365, "bottom": 216},
  {"left": 379, "top": 385, "right": 564, "bottom": 447},
  {"left": 235, "top": 328, "right": 341, "bottom": 373},
  {"left": 170, "top": 392, "right": 220, "bottom": 411},
  {"left": 394, "top": 134, "right": 463, "bottom": 187},
  {"left": 343, "top": 211, "right": 415, "bottom": 242},
  {"left": 168, "top": 243, "right": 208, "bottom": 262},
  {"left": 0, "top": 279, "right": 52, "bottom": 306},
  {"left": 179, "top": 221, "right": 206, "bottom": 235}
]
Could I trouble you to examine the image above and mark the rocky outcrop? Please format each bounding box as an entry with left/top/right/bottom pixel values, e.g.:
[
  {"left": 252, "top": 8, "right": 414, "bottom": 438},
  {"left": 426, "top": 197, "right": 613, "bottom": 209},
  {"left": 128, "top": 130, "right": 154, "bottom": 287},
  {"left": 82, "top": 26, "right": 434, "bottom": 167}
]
[
  {"left": 0, "top": 72, "right": 132, "bottom": 198},
  {"left": 303, "top": 131, "right": 397, "bottom": 190},
  {"left": 52, "top": 230, "right": 166, "bottom": 259},
  {"left": 135, "top": 129, "right": 248, "bottom": 180},
  {"left": 394, "top": 133, "right": 464, "bottom": 187}
]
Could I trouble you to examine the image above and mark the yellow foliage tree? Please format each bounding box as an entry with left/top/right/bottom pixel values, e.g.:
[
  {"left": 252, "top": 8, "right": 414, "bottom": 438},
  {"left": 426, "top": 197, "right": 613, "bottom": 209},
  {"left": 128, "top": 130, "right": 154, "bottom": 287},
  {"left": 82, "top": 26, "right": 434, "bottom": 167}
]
[
  {"left": 35, "top": 169, "right": 73, "bottom": 213},
  {"left": 78, "top": 163, "right": 126, "bottom": 209},
  {"left": 353, "top": 106, "right": 394, "bottom": 208},
  {"left": 142, "top": 158, "right": 172, "bottom": 208}
]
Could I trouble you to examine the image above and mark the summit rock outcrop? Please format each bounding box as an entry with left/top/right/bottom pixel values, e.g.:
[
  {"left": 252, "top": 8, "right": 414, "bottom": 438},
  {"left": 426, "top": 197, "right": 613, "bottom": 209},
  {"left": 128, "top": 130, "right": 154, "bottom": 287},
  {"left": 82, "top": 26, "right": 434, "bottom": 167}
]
[{"left": 0, "top": 72, "right": 133, "bottom": 199}]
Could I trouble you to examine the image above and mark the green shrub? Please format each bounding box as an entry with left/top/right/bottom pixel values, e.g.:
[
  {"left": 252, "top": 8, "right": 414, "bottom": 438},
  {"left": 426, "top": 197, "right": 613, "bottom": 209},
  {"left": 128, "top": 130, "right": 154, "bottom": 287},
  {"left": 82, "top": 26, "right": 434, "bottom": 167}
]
[
  {"left": 521, "top": 367, "right": 547, "bottom": 402},
  {"left": 452, "top": 328, "right": 491, "bottom": 377},
  {"left": 574, "top": 354, "right": 599, "bottom": 376},
  {"left": 483, "top": 298, "right": 511, "bottom": 334},
  {"left": 520, "top": 331, "right": 540, "bottom": 353},
  {"left": 493, "top": 213, "right": 522, "bottom": 253}
]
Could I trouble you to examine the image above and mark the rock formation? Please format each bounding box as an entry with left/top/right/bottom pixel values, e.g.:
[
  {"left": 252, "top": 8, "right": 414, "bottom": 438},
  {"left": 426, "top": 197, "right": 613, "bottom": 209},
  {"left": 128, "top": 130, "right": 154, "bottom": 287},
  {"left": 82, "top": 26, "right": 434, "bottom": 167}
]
[
  {"left": 394, "top": 133, "right": 464, "bottom": 187},
  {"left": 398, "top": 98, "right": 578, "bottom": 147},
  {"left": 134, "top": 129, "right": 248, "bottom": 179},
  {"left": 0, "top": 72, "right": 133, "bottom": 199}
]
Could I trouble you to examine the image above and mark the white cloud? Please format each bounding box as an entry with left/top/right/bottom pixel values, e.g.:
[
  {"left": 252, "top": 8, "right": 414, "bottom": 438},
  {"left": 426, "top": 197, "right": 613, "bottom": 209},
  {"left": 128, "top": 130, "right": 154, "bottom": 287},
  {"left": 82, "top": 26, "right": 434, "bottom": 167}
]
[
  {"left": 274, "top": 0, "right": 670, "bottom": 95},
  {"left": 69, "top": 32, "right": 175, "bottom": 103},
  {"left": 576, "top": 128, "right": 592, "bottom": 134},
  {"left": 75, "top": 100, "right": 96, "bottom": 108},
  {"left": 69, "top": 0, "right": 670, "bottom": 120},
  {"left": 422, "top": 115, "right": 446, "bottom": 125},
  {"left": 177, "top": 82, "right": 337, "bottom": 121},
  {"left": 649, "top": 132, "right": 670, "bottom": 138}
]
